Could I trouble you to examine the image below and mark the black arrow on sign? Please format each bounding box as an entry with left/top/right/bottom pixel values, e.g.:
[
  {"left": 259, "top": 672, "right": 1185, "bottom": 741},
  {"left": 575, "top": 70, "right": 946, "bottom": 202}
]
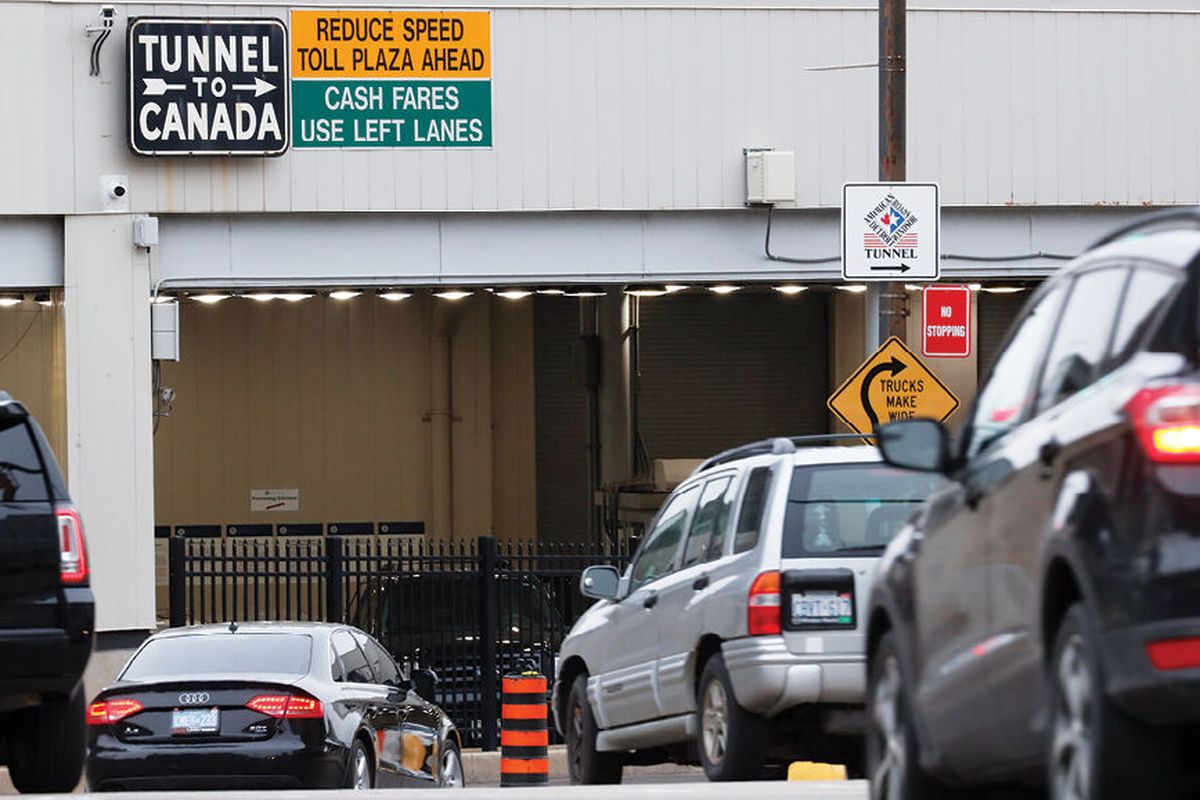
[
  {"left": 861, "top": 356, "right": 908, "bottom": 429},
  {"left": 869, "top": 263, "right": 912, "bottom": 273}
]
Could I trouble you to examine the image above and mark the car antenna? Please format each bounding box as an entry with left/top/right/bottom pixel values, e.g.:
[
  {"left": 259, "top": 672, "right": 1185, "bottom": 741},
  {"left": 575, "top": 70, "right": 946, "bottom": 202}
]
[{"left": 228, "top": 620, "right": 238, "bottom": 633}]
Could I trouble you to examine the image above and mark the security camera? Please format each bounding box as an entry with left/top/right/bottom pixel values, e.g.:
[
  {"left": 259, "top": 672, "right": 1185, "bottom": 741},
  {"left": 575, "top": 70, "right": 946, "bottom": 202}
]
[
  {"left": 158, "top": 387, "right": 176, "bottom": 405},
  {"left": 101, "top": 174, "right": 129, "bottom": 205},
  {"left": 100, "top": 5, "right": 115, "bottom": 19}
]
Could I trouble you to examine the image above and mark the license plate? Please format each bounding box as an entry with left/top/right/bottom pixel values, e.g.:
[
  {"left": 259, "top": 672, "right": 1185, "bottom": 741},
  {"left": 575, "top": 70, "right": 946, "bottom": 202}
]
[
  {"left": 791, "top": 591, "right": 853, "bottom": 626},
  {"left": 171, "top": 707, "right": 219, "bottom": 735}
]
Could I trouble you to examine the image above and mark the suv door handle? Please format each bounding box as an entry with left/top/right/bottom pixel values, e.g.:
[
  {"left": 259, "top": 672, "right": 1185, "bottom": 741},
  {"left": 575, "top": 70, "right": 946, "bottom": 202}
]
[
  {"left": 692, "top": 575, "right": 710, "bottom": 591},
  {"left": 1039, "top": 438, "right": 1062, "bottom": 478},
  {"left": 643, "top": 593, "right": 658, "bottom": 609},
  {"left": 965, "top": 484, "right": 985, "bottom": 510}
]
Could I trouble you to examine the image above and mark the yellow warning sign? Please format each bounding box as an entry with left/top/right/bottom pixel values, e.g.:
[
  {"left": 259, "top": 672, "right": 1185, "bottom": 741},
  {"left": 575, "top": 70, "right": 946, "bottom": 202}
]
[{"left": 828, "top": 336, "right": 959, "bottom": 436}]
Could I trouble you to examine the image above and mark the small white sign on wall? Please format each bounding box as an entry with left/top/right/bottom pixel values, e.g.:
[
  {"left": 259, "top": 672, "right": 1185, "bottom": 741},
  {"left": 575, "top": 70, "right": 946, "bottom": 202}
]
[{"left": 250, "top": 488, "right": 299, "bottom": 512}]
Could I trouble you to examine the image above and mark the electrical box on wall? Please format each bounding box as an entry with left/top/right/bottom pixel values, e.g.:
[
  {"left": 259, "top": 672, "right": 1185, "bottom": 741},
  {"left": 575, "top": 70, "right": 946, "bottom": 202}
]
[
  {"left": 151, "top": 301, "right": 180, "bottom": 361},
  {"left": 745, "top": 149, "right": 796, "bottom": 205},
  {"left": 133, "top": 216, "right": 159, "bottom": 249}
]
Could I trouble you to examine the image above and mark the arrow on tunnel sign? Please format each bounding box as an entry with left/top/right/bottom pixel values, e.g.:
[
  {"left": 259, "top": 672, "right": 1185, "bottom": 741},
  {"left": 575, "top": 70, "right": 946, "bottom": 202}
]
[{"left": 827, "top": 337, "right": 959, "bottom": 436}]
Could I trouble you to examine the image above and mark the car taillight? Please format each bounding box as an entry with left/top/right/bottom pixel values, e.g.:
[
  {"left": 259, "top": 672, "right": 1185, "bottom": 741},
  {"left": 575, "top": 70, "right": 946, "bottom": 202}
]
[
  {"left": 57, "top": 506, "right": 88, "bottom": 585},
  {"left": 1147, "top": 638, "right": 1200, "bottom": 671},
  {"left": 1126, "top": 385, "right": 1200, "bottom": 463},
  {"left": 748, "top": 571, "right": 782, "bottom": 636},
  {"left": 87, "top": 698, "right": 144, "bottom": 725},
  {"left": 246, "top": 694, "right": 323, "bottom": 719}
]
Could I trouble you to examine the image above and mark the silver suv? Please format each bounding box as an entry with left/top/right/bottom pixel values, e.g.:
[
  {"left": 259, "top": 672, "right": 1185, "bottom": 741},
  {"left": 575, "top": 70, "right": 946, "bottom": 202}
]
[{"left": 552, "top": 436, "right": 941, "bottom": 783}]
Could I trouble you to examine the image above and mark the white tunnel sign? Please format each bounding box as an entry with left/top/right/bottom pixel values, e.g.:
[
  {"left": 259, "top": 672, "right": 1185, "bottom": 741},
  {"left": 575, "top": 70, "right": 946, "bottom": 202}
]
[{"left": 128, "top": 18, "right": 289, "bottom": 156}]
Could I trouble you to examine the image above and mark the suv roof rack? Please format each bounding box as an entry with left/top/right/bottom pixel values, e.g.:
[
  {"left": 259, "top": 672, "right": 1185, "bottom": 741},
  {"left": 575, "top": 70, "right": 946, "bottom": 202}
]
[
  {"left": 695, "top": 433, "right": 875, "bottom": 474},
  {"left": 1088, "top": 208, "right": 1200, "bottom": 251}
]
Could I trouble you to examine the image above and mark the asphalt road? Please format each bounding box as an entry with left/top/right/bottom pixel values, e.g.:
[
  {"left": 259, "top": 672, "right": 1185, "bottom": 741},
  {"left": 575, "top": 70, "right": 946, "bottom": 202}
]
[
  {"left": 1, "top": 766, "right": 867, "bottom": 795},
  {"left": 11, "top": 782, "right": 866, "bottom": 798}
]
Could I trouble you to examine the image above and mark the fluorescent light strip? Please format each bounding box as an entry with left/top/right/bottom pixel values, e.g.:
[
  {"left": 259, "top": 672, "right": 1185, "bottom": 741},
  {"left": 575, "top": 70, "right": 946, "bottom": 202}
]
[{"left": 773, "top": 285, "right": 807, "bottom": 296}]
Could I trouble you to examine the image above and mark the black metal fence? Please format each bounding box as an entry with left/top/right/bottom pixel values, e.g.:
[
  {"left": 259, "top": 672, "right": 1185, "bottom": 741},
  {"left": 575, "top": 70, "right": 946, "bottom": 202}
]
[{"left": 168, "top": 535, "right": 630, "bottom": 749}]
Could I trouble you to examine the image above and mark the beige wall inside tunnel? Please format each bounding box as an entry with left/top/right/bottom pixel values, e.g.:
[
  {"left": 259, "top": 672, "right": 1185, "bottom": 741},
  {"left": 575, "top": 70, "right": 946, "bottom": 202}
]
[
  {"left": 152, "top": 293, "right": 537, "bottom": 543},
  {"left": 0, "top": 295, "right": 67, "bottom": 467}
]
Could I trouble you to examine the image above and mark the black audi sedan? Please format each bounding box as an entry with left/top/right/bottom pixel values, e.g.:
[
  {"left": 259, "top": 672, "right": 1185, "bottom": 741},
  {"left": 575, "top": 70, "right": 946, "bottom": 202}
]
[
  {"left": 85, "top": 622, "right": 465, "bottom": 790},
  {"left": 866, "top": 209, "right": 1200, "bottom": 800}
]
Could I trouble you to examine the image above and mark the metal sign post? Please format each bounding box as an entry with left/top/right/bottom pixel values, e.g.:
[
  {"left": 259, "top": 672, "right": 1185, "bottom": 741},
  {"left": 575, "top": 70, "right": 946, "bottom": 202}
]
[{"left": 878, "top": 0, "right": 907, "bottom": 344}]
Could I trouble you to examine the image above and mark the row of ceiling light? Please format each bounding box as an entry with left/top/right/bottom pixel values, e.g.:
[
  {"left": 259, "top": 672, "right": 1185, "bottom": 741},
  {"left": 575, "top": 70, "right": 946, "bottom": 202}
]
[
  {"left": 0, "top": 293, "right": 55, "bottom": 307},
  {"left": 158, "top": 282, "right": 1028, "bottom": 305}
]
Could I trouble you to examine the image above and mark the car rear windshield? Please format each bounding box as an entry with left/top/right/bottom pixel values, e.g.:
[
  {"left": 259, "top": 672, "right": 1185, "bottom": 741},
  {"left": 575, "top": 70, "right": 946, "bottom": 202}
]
[
  {"left": 0, "top": 418, "right": 52, "bottom": 503},
  {"left": 121, "top": 634, "right": 313, "bottom": 682},
  {"left": 781, "top": 464, "right": 941, "bottom": 558}
]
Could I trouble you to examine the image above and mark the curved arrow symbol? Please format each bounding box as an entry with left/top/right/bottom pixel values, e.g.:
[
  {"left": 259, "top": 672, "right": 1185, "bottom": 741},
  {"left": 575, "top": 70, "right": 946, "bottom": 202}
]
[{"left": 860, "top": 356, "right": 908, "bottom": 429}]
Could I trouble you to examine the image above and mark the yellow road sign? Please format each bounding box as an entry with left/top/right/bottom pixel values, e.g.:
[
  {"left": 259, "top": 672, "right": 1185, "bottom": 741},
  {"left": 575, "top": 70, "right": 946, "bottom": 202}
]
[{"left": 828, "top": 336, "right": 959, "bottom": 435}]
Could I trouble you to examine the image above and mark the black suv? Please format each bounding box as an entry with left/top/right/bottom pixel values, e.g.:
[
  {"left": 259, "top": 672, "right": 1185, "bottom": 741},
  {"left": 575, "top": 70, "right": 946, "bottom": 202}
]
[
  {"left": 0, "top": 393, "right": 93, "bottom": 793},
  {"left": 866, "top": 209, "right": 1200, "bottom": 800}
]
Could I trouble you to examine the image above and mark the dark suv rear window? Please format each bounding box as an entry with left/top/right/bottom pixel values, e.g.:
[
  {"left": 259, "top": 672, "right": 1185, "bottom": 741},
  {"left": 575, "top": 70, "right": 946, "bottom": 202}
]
[
  {"left": 0, "top": 419, "right": 51, "bottom": 502},
  {"left": 781, "top": 464, "right": 941, "bottom": 557},
  {"left": 121, "top": 634, "right": 313, "bottom": 681}
]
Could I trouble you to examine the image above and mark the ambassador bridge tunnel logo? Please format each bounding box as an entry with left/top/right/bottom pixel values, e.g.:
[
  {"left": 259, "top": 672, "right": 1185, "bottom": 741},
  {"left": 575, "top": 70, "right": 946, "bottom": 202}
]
[{"left": 863, "top": 193, "right": 918, "bottom": 257}]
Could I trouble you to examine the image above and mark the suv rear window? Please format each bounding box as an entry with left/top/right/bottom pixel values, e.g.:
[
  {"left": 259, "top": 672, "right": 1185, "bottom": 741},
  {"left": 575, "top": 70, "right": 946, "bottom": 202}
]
[
  {"left": 121, "top": 634, "right": 313, "bottom": 682},
  {"left": 0, "top": 419, "right": 51, "bottom": 502},
  {"left": 781, "top": 464, "right": 941, "bottom": 557}
]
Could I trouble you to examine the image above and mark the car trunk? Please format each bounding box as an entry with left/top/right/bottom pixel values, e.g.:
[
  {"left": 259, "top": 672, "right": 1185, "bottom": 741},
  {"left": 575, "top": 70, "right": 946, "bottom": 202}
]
[
  {"left": 776, "top": 460, "right": 942, "bottom": 658},
  {"left": 777, "top": 558, "right": 875, "bottom": 658},
  {"left": 96, "top": 679, "right": 308, "bottom": 744}
]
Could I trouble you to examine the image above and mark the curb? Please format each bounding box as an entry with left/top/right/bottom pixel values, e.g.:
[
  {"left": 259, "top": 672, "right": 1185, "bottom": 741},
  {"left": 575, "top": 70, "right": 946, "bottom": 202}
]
[{"left": 461, "top": 745, "right": 704, "bottom": 785}]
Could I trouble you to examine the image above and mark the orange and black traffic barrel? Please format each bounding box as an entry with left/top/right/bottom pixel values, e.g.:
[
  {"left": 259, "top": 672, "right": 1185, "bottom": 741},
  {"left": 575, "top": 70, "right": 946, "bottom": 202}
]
[{"left": 500, "top": 672, "right": 549, "bottom": 786}]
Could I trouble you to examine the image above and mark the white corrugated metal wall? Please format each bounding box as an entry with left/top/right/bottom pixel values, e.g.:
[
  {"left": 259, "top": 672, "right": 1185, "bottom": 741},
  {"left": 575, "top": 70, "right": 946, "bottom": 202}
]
[{"left": 1, "top": 2, "right": 1198, "bottom": 215}]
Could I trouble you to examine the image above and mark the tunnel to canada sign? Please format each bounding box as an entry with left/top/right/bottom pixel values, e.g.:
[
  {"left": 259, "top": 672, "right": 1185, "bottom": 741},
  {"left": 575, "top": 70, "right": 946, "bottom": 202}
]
[
  {"left": 128, "top": 18, "right": 289, "bottom": 156},
  {"left": 290, "top": 10, "right": 492, "bottom": 148}
]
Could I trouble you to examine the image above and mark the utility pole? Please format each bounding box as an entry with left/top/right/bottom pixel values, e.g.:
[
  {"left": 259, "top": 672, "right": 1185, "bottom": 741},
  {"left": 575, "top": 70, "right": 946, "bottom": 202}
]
[{"left": 877, "top": 0, "right": 908, "bottom": 342}]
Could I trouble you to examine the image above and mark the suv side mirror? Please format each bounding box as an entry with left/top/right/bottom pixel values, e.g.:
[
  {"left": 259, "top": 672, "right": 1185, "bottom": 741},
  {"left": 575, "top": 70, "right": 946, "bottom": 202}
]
[
  {"left": 580, "top": 565, "right": 621, "bottom": 600},
  {"left": 877, "top": 419, "right": 951, "bottom": 473},
  {"left": 412, "top": 668, "right": 438, "bottom": 702}
]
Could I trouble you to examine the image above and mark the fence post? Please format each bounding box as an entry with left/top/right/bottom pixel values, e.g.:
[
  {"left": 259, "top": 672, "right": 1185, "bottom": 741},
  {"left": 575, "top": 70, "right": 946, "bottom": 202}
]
[
  {"left": 327, "top": 535, "right": 345, "bottom": 623},
  {"left": 479, "top": 535, "right": 499, "bottom": 751},
  {"left": 168, "top": 535, "right": 186, "bottom": 628}
]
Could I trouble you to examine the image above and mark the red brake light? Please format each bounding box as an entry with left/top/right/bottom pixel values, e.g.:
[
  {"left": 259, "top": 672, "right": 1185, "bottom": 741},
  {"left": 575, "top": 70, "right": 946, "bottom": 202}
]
[
  {"left": 246, "top": 694, "right": 323, "bottom": 719},
  {"left": 1147, "top": 638, "right": 1200, "bottom": 671},
  {"left": 1126, "top": 385, "right": 1200, "bottom": 463},
  {"left": 57, "top": 507, "right": 88, "bottom": 585},
  {"left": 284, "top": 695, "right": 324, "bottom": 719},
  {"left": 748, "top": 571, "right": 782, "bottom": 636},
  {"left": 87, "top": 698, "right": 144, "bottom": 725}
]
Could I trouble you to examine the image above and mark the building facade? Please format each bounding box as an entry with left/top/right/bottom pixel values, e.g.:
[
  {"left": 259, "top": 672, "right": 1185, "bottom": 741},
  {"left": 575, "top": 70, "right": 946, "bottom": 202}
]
[{"left": 0, "top": 0, "right": 1191, "bottom": 631}]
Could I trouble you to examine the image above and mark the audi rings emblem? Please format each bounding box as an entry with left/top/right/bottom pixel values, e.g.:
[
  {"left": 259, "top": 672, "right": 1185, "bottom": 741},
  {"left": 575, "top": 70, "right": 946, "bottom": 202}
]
[{"left": 178, "top": 692, "right": 210, "bottom": 705}]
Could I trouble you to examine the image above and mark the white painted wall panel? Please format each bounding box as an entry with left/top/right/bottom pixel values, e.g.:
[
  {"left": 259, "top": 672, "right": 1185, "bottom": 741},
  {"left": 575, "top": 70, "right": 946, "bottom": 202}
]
[
  {"left": 0, "top": 218, "right": 64, "bottom": 286},
  {"left": 5, "top": 3, "right": 1200, "bottom": 214}
]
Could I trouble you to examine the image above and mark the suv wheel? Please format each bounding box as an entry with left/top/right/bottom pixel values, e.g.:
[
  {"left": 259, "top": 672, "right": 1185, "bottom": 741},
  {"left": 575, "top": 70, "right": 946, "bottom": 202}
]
[
  {"left": 696, "top": 654, "right": 767, "bottom": 781},
  {"left": 7, "top": 686, "right": 85, "bottom": 794},
  {"left": 566, "top": 674, "right": 622, "bottom": 784},
  {"left": 867, "top": 632, "right": 958, "bottom": 800},
  {"left": 1048, "top": 604, "right": 1184, "bottom": 800}
]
